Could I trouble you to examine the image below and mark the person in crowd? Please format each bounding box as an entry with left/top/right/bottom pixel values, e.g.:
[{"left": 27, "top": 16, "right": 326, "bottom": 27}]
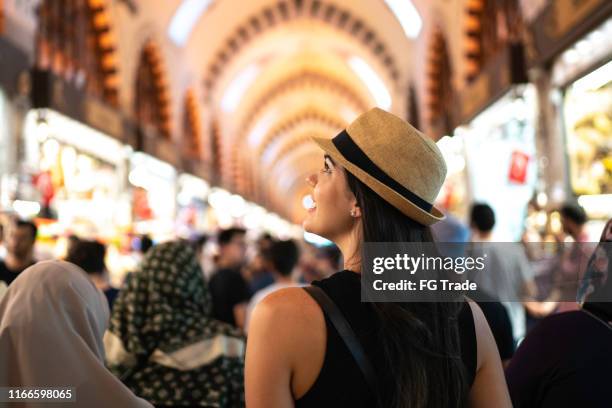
[
  {"left": 298, "top": 244, "right": 342, "bottom": 284},
  {"left": 245, "top": 233, "right": 276, "bottom": 294},
  {"left": 0, "top": 261, "right": 153, "bottom": 407},
  {"left": 140, "top": 234, "right": 154, "bottom": 254},
  {"left": 313, "top": 244, "right": 342, "bottom": 278},
  {"left": 209, "top": 228, "right": 251, "bottom": 328},
  {"left": 468, "top": 203, "right": 537, "bottom": 343},
  {"left": 105, "top": 241, "right": 245, "bottom": 408},
  {"left": 245, "top": 239, "right": 301, "bottom": 332},
  {"left": 506, "top": 218, "right": 612, "bottom": 408},
  {"left": 66, "top": 234, "right": 81, "bottom": 256},
  {"left": 432, "top": 212, "right": 515, "bottom": 365},
  {"left": 246, "top": 108, "right": 510, "bottom": 407},
  {"left": 66, "top": 239, "right": 120, "bottom": 310},
  {"left": 191, "top": 234, "right": 209, "bottom": 262},
  {"left": 543, "top": 202, "right": 595, "bottom": 313},
  {"left": 0, "top": 219, "right": 38, "bottom": 286}
]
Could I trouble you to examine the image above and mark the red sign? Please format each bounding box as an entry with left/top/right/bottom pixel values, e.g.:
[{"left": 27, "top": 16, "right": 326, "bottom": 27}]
[{"left": 508, "top": 151, "right": 530, "bottom": 184}]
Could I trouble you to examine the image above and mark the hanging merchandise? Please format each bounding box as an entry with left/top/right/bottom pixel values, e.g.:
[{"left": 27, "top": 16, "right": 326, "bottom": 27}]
[
  {"left": 20, "top": 109, "right": 132, "bottom": 256},
  {"left": 508, "top": 150, "right": 531, "bottom": 185},
  {"left": 128, "top": 151, "right": 177, "bottom": 242}
]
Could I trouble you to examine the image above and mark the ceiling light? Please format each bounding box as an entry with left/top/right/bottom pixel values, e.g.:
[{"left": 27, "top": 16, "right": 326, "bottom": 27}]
[
  {"left": 348, "top": 57, "right": 392, "bottom": 109},
  {"left": 168, "top": 0, "right": 214, "bottom": 46},
  {"left": 221, "top": 64, "right": 260, "bottom": 112},
  {"left": 571, "top": 60, "right": 612, "bottom": 93},
  {"left": 384, "top": 0, "right": 422, "bottom": 39}
]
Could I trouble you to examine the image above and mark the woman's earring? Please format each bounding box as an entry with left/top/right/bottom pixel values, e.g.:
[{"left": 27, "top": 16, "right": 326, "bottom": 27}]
[{"left": 350, "top": 209, "right": 357, "bottom": 217}]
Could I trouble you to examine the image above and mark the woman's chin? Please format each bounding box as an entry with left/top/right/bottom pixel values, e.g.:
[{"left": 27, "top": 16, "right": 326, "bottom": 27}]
[{"left": 302, "top": 213, "right": 319, "bottom": 235}]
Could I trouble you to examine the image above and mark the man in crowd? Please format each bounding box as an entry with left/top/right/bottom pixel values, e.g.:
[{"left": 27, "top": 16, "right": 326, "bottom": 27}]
[
  {"left": 468, "top": 203, "right": 536, "bottom": 344},
  {"left": 245, "top": 239, "right": 301, "bottom": 333},
  {"left": 66, "top": 239, "right": 120, "bottom": 310},
  {"left": 545, "top": 202, "right": 595, "bottom": 313},
  {"left": 0, "top": 220, "right": 38, "bottom": 286},
  {"left": 209, "top": 227, "right": 251, "bottom": 329}
]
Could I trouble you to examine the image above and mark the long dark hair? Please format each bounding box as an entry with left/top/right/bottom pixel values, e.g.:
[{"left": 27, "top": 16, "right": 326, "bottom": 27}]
[{"left": 345, "top": 172, "right": 468, "bottom": 408}]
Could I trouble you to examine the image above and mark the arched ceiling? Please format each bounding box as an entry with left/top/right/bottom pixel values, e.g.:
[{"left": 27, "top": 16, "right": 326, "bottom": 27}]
[{"left": 133, "top": 0, "right": 422, "bottom": 223}]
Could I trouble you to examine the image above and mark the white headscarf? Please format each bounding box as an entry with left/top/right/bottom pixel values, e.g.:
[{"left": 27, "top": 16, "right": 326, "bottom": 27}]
[{"left": 0, "top": 261, "right": 152, "bottom": 408}]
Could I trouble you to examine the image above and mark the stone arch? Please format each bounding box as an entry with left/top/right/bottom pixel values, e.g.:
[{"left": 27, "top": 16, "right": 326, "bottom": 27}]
[{"left": 202, "top": 0, "right": 401, "bottom": 93}]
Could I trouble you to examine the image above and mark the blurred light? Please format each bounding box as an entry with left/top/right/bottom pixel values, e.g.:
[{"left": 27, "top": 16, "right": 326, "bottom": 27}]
[
  {"left": 302, "top": 194, "right": 314, "bottom": 210},
  {"left": 221, "top": 64, "right": 260, "bottom": 112},
  {"left": 348, "top": 57, "right": 392, "bottom": 110},
  {"left": 536, "top": 211, "right": 548, "bottom": 228},
  {"left": 304, "top": 231, "right": 333, "bottom": 246},
  {"left": 384, "top": 0, "right": 422, "bottom": 39},
  {"left": 42, "top": 138, "right": 60, "bottom": 160},
  {"left": 571, "top": 60, "right": 612, "bottom": 93},
  {"left": 340, "top": 107, "right": 358, "bottom": 123},
  {"left": 536, "top": 192, "right": 548, "bottom": 207},
  {"left": 168, "top": 0, "right": 213, "bottom": 46},
  {"left": 247, "top": 109, "right": 277, "bottom": 147},
  {"left": 27, "top": 109, "right": 127, "bottom": 166},
  {"left": 178, "top": 173, "right": 210, "bottom": 203},
  {"left": 229, "top": 194, "right": 247, "bottom": 217},
  {"left": 578, "top": 194, "right": 612, "bottom": 218},
  {"left": 575, "top": 39, "right": 591, "bottom": 54},
  {"left": 130, "top": 152, "right": 176, "bottom": 182},
  {"left": 207, "top": 188, "right": 231, "bottom": 210},
  {"left": 12, "top": 200, "right": 41, "bottom": 218},
  {"left": 36, "top": 119, "right": 50, "bottom": 142},
  {"left": 550, "top": 211, "right": 562, "bottom": 234}
]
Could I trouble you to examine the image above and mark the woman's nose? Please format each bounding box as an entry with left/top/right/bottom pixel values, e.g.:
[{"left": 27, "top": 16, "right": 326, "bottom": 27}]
[{"left": 306, "top": 173, "right": 318, "bottom": 187}]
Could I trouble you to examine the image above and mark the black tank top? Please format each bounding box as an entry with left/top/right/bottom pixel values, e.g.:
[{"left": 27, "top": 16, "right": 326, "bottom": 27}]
[{"left": 296, "top": 270, "right": 477, "bottom": 407}]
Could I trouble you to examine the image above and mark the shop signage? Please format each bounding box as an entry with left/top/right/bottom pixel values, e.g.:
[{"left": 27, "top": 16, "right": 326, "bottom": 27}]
[
  {"left": 527, "top": 0, "right": 612, "bottom": 66},
  {"left": 508, "top": 150, "right": 530, "bottom": 184},
  {"left": 457, "top": 43, "right": 527, "bottom": 125}
]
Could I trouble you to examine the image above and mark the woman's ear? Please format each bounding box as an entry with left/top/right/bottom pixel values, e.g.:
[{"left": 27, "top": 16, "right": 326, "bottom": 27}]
[{"left": 350, "top": 206, "right": 361, "bottom": 218}]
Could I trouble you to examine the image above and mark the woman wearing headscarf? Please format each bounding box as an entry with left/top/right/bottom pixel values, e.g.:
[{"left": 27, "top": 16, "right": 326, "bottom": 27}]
[
  {"left": 105, "top": 241, "right": 245, "bottom": 408},
  {"left": 506, "top": 218, "right": 612, "bottom": 407},
  {"left": 0, "top": 261, "right": 153, "bottom": 408}
]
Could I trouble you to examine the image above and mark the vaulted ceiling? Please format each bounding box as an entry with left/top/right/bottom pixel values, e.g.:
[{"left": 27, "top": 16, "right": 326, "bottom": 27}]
[{"left": 14, "top": 0, "right": 545, "bottom": 223}]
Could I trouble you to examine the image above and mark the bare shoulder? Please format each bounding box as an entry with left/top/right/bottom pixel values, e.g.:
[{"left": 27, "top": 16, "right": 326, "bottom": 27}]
[
  {"left": 465, "top": 300, "right": 513, "bottom": 407},
  {"left": 251, "top": 286, "right": 325, "bottom": 342},
  {"left": 465, "top": 300, "right": 490, "bottom": 371},
  {"left": 256, "top": 286, "right": 322, "bottom": 318},
  {"left": 248, "top": 286, "right": 327, "bottom": 398}
]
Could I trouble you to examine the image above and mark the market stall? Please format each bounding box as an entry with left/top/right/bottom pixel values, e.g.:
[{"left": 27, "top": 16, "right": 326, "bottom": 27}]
[
  {"left": 20, "top": 109, "right": 131, "bottom": 258},
  {"left": 529, "top": 2, "right": 612, "bottom": 239}
]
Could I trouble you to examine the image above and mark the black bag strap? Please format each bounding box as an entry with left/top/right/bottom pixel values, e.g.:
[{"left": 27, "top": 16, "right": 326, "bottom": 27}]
[{"left": 303, "top": 285, "right": 377, "bottom": 391}]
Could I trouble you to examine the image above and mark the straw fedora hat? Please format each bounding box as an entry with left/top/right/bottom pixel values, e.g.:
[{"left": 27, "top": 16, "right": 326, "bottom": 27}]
[{"left": 312, "top": 107, "right": 447, "bottom": 226}]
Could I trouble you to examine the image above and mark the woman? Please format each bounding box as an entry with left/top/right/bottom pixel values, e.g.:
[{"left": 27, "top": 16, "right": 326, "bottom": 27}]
[
  {"left": 105, "top": 241, "right": 245, "bottom": 407},
  {"left": 506, "top": 218, "right": 612, "bottom": 407},
  {"left": 0, "top": 261, "right": 152, "bottom": 408},
  {"left": 246, "top": 108, "right": 510, "bottom": 407}
]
